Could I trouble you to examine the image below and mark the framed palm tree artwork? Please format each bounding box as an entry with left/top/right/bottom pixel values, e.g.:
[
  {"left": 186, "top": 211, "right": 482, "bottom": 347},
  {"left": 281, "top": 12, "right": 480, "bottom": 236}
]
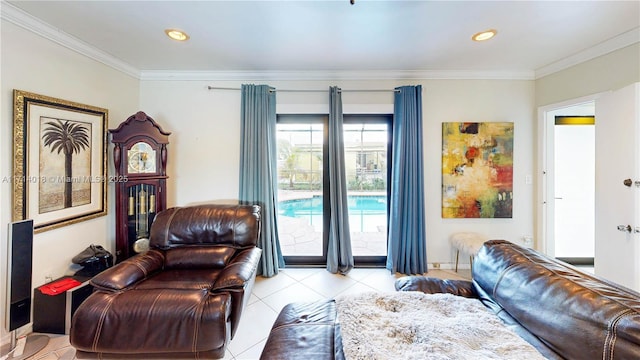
[{"left": 12, "top": 90, "right": 108, "bottom": 232}]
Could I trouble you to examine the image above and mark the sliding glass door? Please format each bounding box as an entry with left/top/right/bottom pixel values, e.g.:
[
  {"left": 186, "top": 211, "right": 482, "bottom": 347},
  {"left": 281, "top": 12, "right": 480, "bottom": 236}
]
[
  {"left": 343, "top": 120, "right": 389, "bottom": 261},
  {"left": 276, "top": 117, "right": 326, "bottom": 261},
  {"left": 276, "top": 114, "right": 391, "bottom": 266}
]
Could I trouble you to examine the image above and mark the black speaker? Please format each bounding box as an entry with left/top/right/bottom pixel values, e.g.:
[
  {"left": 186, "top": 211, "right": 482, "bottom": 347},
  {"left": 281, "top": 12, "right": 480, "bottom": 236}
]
[
  {"left": 5, "top": 219, "right": 34, "bottom": 331},
  {"left": 2, "top": 219, "right": 51, "bottom": 360}
]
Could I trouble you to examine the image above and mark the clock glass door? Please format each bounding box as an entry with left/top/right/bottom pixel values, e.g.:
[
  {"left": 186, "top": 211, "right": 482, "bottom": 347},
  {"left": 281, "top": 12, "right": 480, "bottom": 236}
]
[{"left": 127, "top": 183, "right": 157, "bottom": 254}]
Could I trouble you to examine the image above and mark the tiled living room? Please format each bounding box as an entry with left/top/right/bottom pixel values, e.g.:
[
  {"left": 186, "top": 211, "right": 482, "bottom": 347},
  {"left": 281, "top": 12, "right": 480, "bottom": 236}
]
[{"left": 2, "top": 1, "right": 639, "bottom": 359}]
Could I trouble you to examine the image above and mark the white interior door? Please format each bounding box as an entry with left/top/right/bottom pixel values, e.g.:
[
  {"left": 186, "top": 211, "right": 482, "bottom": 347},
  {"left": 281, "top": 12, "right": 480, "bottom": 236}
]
[
  {"left": 594, "top": 82, "right": 640, "bottom": 291},
  {"left": 554, "top": 121, "right": 595, "bottom": 259},
  {"left": 541, "top": 102, "right": 595, "bottom": 260}
]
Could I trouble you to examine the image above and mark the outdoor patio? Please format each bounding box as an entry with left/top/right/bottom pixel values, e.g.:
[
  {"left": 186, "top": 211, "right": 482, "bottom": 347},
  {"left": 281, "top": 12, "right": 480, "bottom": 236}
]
[{"left": 278, "top": 215, "right": 387, "bottom": 256}]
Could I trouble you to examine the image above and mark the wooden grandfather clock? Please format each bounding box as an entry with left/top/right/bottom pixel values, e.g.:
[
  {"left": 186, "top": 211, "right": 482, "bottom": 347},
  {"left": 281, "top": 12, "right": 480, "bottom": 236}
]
[{"left": 110, "top": 111, "right": 170, "bottom": 262}]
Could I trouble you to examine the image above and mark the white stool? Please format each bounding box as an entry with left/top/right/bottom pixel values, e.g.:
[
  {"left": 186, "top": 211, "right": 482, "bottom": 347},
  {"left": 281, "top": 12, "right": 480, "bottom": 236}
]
[{"left": 449, "top": 232, "right": 487, "bottom": 272}]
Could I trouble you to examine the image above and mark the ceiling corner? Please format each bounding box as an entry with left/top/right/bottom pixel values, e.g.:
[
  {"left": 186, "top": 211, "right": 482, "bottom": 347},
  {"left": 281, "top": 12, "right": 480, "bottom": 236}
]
[{"left": 1, "top": 2, "right": 141, "bottom": 79}]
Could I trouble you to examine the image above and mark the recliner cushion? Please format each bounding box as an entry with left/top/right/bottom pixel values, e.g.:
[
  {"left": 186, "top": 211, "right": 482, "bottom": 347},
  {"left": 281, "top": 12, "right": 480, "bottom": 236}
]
[
  {"left": 134, "top": 269, "right": 223, "bottom": 290},
  {"left": 150, "top": 205, "right": 261, "bottom": 249},
  {"left": 164, "top": 246, "right": 236, "bottom": 269},
  {"left": 71, "top": 289, "right": 231, "bottom": 355}
]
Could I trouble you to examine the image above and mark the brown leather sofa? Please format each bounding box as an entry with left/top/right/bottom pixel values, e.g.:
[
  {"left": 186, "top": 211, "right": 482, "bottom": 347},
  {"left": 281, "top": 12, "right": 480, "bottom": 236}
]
[
  {"left": 71, "top": 204, "right": 262, "bottom": 359},
  {"left": 260, "top": 240, "right": 640, "bottom": 359}
]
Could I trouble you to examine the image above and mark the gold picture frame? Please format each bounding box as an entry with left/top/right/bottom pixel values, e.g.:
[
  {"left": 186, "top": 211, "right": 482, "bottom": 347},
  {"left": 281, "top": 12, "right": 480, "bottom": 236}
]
[{"left": 13, "top": 90, "right": 108, "bottom": 232}]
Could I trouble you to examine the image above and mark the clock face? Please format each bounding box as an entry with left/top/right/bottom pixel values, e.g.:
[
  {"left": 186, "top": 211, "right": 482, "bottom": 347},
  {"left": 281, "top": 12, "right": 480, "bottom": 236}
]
[{"left": 127, "top": 142, "right": 156, "bottom": 174}]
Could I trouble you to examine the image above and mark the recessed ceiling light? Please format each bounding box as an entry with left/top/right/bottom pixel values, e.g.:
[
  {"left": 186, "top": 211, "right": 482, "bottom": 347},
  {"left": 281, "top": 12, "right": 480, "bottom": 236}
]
[
  {"left": 165, "top": 29, "right": 190, "bottom": 41},
  {"left": 472, "top": 29, "right": 497, "bottom": 42}
]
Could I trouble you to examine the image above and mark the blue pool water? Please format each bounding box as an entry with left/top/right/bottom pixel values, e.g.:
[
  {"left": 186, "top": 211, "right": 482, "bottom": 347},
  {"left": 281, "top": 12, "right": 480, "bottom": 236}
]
[{"left": 279, "top": 195, "right": 387, "bottom": 232}]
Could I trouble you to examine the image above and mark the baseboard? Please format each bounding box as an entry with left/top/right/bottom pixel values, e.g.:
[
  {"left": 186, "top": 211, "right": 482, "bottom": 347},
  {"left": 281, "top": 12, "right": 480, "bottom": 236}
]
[
  {"left": 555, "top": 257, "right": 594, "bottom": 266},
  {"left": 285, "top": 263, "right": 468, "bottom": 271},
  {"left": 430, "top": 262, "right": 470, "bottom": 271}
]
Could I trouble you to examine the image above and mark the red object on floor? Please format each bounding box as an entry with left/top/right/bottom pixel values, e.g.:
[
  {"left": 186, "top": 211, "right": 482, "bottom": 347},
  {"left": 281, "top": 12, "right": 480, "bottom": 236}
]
[{"left": 38, "top": 278, "right": 82, "bottom": 295}]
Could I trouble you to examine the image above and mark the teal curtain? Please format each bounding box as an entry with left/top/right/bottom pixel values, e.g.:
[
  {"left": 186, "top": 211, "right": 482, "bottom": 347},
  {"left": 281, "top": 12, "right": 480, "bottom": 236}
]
[
  {"left": 326, "top": 86, "right": 354, "bottom": 274},
  {"left": 386, "top": 85, "right": 427, "bottom": 275},
  {"left": 239, "top": 84, "right": 284, "bottom": 277}
]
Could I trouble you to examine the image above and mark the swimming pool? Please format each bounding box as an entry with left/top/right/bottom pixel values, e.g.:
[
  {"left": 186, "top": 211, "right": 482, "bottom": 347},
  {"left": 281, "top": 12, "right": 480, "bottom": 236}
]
[{"left": 278, "top": 195, "right": 387, "bottom": 232}]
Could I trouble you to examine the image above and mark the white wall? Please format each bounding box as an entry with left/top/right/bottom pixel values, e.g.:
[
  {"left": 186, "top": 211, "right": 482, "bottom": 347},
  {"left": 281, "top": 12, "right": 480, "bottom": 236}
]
[
  {"left": 1, "top": 20, "right": 139, "bottom": 340},
  {"left": 140, "top": 78, "right": 536, "bottom": 267},
  {"left": 536, "top": 43, "right": 640, "bottom": 107},
  {"left": 425, "top": 80, "right": 535, "bottom": 262}
]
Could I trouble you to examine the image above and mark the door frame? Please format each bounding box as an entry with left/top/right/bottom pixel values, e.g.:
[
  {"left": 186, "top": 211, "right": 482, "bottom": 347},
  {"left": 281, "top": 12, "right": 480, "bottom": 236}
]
[
  {"left": 277, "top": 114, "right": 392, "bottom": 267},
  {"left": 536, "top": 92, "right": 605, "bottom": 256}
]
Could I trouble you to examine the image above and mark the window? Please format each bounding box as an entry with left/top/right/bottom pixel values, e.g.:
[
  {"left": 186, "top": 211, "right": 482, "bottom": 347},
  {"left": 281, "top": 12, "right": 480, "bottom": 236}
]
[{"left": 276, "top": 114, "right": 391, "bottom": 266}]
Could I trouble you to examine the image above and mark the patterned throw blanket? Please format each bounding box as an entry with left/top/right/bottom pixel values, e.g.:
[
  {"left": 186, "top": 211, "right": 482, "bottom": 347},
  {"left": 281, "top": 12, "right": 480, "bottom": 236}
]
[{"left": 335, "top": 292, "right": 546, "bottom": 360}]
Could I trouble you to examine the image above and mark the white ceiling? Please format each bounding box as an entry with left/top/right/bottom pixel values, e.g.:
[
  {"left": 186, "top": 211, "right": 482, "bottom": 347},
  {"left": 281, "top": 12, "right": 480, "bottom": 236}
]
[{"left": 4, "top": 1, "right": 640, "bottom": 79}]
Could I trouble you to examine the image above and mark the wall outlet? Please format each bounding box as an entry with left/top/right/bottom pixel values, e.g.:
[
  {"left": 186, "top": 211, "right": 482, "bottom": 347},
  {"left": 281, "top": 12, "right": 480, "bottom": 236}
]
[
  {"left": 522, "top": 236, "right": 533, "bottom": 248},
  {"left": 45, "top": 275, "right": 53, "bottom": 283},
  {"left": 432, "top": 262, "right": 441, "bottom": 269}
]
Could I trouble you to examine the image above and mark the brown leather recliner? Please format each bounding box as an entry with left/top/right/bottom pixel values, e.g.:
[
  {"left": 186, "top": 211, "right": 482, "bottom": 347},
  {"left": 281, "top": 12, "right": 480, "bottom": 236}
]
[{"left": 70, "top": 204, "right": 262, "bottom": 359}]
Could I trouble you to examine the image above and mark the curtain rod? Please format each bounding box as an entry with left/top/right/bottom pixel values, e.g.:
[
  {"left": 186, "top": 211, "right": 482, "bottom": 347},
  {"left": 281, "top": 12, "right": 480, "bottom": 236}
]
[{"left": 207, "top": 86, "right": 399, "bottom": 93}]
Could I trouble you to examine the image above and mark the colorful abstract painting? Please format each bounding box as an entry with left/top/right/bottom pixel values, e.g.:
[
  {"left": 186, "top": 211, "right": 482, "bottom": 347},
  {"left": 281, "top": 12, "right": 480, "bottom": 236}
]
[{"left": 442, "top": 122, "right": 514, "bottom": 218}]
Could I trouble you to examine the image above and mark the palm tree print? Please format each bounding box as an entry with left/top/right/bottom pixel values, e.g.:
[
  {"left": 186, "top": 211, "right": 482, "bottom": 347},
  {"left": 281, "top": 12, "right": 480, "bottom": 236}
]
[{"left": 42, "top": 119, "right": 90, "bottom": 208}]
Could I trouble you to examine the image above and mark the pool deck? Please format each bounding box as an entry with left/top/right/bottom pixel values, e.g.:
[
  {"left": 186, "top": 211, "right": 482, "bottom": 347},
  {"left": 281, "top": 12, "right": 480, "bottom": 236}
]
[
  {"left": 278, "top": 216, "right": 387, "bottom": 256},
  {"left": 278, "top": 190, "right": 388, "bottom": 256}
]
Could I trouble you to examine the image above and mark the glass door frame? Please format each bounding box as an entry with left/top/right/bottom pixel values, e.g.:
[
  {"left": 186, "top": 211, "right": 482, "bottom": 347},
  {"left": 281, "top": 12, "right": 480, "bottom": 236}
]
[
  {"left": 345, "top": 114, "right": 392, "bottom": 267},
  {"left": 278, "top": 114, "right": 329, "bottom": 266},
  {"left": 277, "top": 114, "right": 392, "bottom": 267}
]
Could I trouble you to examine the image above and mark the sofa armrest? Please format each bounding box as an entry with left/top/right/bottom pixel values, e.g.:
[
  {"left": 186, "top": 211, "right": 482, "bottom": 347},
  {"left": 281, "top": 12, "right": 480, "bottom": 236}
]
[
  {"left": 91, "top": 250, "right": 165, "bottom": 291},
  {"left": 395, "top": 276, "right": 477, "bottom": 298},
  {"left": 212, "top": 247, "right": 262, "bottom": 291}
]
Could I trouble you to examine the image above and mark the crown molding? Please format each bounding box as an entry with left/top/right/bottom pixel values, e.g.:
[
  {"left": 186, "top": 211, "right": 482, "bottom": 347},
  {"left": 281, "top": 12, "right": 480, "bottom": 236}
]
[
  {"left": 535, "top": 27, "right": 640, "bottom": 79},
  {"left": 3, "top": 2, "right": 635, "bottom": 83},
  {"left": 1, "top": 2, "right": 140, "bottom": 79},
  {"left": 139, "top": 69, "right": 536, "bottom": 82}
]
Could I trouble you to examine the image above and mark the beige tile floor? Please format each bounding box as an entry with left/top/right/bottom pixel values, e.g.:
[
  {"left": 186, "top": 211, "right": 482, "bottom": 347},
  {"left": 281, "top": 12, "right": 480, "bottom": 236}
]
[{"left": 20, "top": 267, "right": 470, "bottom": 360}]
